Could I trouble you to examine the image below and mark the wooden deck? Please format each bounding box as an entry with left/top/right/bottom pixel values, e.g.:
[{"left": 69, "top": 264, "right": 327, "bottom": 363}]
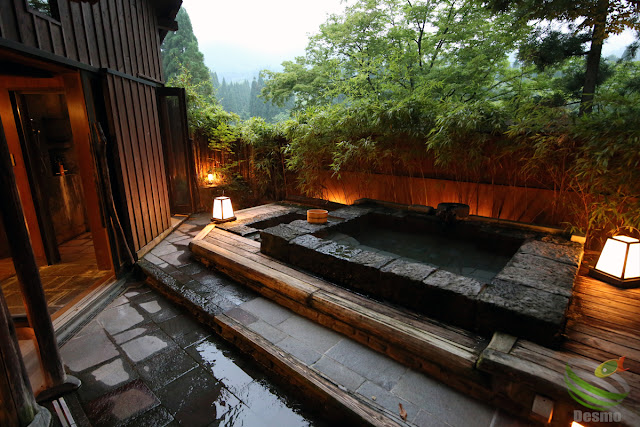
[{"left": 191, "top": 204, "right": 640, "bottom": 425}]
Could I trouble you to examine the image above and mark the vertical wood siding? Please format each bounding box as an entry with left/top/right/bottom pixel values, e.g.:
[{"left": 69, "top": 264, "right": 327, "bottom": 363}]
[
  {"left": 104, "top": 73, "right": 170, "bottom": 252},
  {"left": 0, "top": 0, "right": 164, "bottom": 83},
  {"left": 1, "top": 0, "right": 176, "bottom": 251}
]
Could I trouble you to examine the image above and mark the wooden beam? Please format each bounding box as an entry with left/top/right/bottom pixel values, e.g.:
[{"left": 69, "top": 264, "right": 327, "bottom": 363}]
[
  {"left": 157, "top": 17, "right": 178, "bottom": 32},
  {"left": 189, "top": 232, "right": 484, "bottom": 374},
  {"left": 63, "top": 72, "right": 113, "bottom": 271},
  {"left": 0, "top": 89, "right": 48, "bottom": 266}
]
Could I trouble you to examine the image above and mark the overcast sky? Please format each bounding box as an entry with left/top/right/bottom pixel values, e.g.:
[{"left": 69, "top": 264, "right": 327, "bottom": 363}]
[
  {"left": 182, "top": 0, "right": 346, "bottom": 81},
  {"left": 182, "top": 0, "right": 636, "bottom": 82}
]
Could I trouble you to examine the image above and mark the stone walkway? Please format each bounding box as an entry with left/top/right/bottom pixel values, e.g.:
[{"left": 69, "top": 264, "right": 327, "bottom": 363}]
[
  {"left": 60, "top": 279, "right": 322, "bottom": 426},
  {"left": 136, "top": 213, "right": 533, "bottom": 426}
]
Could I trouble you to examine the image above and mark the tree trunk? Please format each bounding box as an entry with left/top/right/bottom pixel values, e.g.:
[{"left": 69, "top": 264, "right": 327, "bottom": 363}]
[{"left": 579, "top": 0, "right": 609, "bottom": 115}]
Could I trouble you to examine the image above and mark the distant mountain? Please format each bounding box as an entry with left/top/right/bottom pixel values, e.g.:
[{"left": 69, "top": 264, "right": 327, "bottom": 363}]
[{"left": 200, "top": 44, "right": 288, "bottom": 83}]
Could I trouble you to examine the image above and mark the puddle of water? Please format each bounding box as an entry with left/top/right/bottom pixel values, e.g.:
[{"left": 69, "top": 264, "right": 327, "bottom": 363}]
[
  {"left": 190, "top": 339, "right": 330, "bottom": 426},
  {"left": 139, "top": 300, "right": 162, "bottom": 314},
  {"left": 91, "top": 359, "right": 130, "bottom": 387},
  {"left": 192, "top": 340, "right": 253, "bottom": 393}
]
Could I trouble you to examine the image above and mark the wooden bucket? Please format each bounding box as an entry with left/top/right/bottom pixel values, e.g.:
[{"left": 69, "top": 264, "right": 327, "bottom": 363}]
[{"left": 307, "top": 209, "right": 328, "bottom": 224}]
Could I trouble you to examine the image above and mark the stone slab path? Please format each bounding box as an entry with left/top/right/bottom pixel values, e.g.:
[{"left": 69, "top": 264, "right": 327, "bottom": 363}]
[
  {"left": 136, "top": 213, "right": 533, "bottom": 426},
  {"left": 60, "top": 277, "right": 323, "bottom": 426}
]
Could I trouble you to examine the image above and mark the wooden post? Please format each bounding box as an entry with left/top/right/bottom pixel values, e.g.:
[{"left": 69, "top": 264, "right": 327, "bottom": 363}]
[
  {"left": 0, "top": 287, "right": 51, "bottom": 427},
  {"left": 0, "top": 108, "right": 79, "bottom": 401},
  {"left": 63, "top": 73, "right": 113, "bottom": 271},
  {"left": 0, "top": 287, "right": 38, "bottom": 427}
]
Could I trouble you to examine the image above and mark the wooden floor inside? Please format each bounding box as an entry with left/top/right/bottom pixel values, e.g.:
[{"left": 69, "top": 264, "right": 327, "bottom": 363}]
[
  {"left": 191, "top": 203, "right": 640, "bottom": 425},
  {"left": 0, "top": 232, "right": 113, "bottom": 318}
]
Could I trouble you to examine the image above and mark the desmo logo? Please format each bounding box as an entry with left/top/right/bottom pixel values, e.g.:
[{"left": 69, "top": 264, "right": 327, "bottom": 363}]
[
  {"left": 564, "top": 357, "right": 629, "bottom": 411},
  {"left": 574, "top": 410, "right": 622, "bottom": 423}
]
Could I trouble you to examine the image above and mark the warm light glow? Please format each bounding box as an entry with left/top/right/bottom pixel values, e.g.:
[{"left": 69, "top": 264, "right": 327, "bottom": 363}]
[
  {"left": 212, "top": 196, "right": 235, "bottom": 222},
  {"left": 571, "top": 422, "right": 585, "bottom": 427},
  {"left": 207, "top": 173, "right": 214, "bottom": 183},
  {"left": 596, "top": 237, "right": 630, "bottom": 278},
  {"left": 595, "top": 236, "right": 640, "bottom": 280},
  {"left": 626, "top": 240, "right": 640, "bottom": 279}
]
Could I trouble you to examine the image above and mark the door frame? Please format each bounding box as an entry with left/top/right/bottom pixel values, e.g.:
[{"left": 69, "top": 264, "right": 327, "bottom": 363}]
[
  {"left": 0, "top": 69, "right": 113, "bottom": 271},
  {"left": 0, "top": 77, "right": 62, "bottom": 267},
  {"left": 157, "top": 86, "right": 196, "bottom": 214},
  {"left": 10, "top": 89, "right": 66, "bottom": 265}
]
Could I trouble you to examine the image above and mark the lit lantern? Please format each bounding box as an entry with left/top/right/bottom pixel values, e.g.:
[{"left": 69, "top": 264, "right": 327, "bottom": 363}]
[
  {"left": 590, "top": 236, "right": 640, "bottom": 287},
  {"left": 207, "top": 173, "right": 215, "bottom": 184},
  {"left": 212, "top": 196, "right": 236, "bottom": 223}
]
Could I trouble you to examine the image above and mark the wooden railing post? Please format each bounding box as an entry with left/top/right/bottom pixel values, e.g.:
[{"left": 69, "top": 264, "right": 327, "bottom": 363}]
[
  {"left": 0, "top": 112, "right": 79, "bottom": 402},
  {"left": 0, "top": 288, "right": 50, "bottom": 427}
]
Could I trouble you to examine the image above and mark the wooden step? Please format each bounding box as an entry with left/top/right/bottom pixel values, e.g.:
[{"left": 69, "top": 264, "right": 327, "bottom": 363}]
[{"left": 190, "top": 228, "right": 487, "bottom": 380}]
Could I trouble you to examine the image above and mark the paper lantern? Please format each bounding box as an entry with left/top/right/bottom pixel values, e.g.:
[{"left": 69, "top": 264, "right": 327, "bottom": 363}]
[
  {"left": 212, "top": 196, "right": 236, "bottom": 223},
  {"left": 590, "top": 236, "right": 639, "bottom": 287}
]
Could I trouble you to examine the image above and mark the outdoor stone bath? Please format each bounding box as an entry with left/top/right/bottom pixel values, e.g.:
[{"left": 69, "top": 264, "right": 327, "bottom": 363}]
[{"left": 260, "top": 201, "right": 584, "bottom": 346}]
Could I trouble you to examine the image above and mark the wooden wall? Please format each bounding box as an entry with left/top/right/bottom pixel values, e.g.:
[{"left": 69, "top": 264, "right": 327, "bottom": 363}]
[
  {"left": 104, "top": 73, "right": 170, "bottom": 253},
  {"left": 0, "top": 0, "right": 180, "bottom": 254},
  {"left": 315, "top": 171, "right": 580, "bottom": 227},
  {"left": 192, "top": 134, "right": 253, "bottom": 188},
  {"left": 0, "top": 0, "right": 167, "bottom": 83}
]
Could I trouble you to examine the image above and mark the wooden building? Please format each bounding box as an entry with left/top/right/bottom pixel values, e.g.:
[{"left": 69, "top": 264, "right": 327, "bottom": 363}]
[{"left": 0, "top": 1, "right": 196, "bottom": 425}]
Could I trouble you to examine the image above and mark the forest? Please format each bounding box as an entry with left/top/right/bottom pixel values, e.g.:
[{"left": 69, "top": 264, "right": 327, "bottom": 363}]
[
  {"left": 212, "top": 74, "right": 293, "bottom": 122},
  {"left": 161, "top": 0, "right": 640, "bottom": 245}
]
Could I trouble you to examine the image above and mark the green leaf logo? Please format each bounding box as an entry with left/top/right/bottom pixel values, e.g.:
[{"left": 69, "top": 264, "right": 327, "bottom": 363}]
[{"left": 565, "top": 358, "right": 630, "bottom": 411}]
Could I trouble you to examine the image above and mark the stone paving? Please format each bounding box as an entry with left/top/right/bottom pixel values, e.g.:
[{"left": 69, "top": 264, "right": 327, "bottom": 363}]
[
  {"left": 60, "top": 277, "right": 322, "bottom": 426},
  {"left": 135, "top": 213, "right": 534, "bottom": 426}
]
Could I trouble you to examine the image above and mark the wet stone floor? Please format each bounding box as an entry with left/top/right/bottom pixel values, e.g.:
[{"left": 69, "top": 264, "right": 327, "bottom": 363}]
[
  {"left": 60, "top": 279, "right": 324, "bottom": 427},
  {"left": 59, "top": 213, "right": 531, "bottom": 427}
]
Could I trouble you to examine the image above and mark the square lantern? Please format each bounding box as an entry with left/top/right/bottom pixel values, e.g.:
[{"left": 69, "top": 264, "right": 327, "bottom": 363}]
[
  {"left": 590, "top": 236, "right": 640, "bottom": 288},
  {"left": 212, "top": 196, "right": 236, "bottom": 223}
]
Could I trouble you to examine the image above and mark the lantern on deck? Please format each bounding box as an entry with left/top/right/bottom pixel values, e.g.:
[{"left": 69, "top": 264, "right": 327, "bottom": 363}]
[
  {"left": 212, "top": 196, "right": 236, "bottom": 223},
  {"left": 590, "top": 236, "right": 640, "bottom": 288},
  {"left": 207, "top": 173, "right": 215, "bottom": 185}
]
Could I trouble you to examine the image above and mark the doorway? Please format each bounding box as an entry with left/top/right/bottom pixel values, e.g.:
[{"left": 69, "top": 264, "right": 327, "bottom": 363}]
[
  {"left": 0, "top": 85, "right": 113, "bottom": 319},
  {"left": 158, "top": 87, "right": 196, "bottom": 214},
  {"left": 12, "top": 92, "right": 88, "bottom": 264}
]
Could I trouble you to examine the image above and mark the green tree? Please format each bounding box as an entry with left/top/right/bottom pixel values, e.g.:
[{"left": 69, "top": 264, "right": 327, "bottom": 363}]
[
  {"left": 161, "top": 8, "right": 213, "bottom": 98},
  {"left": 218, "top": 79, "right": 251, "bottom": 118},
  {"left": 260, "top": 0, "right": 530, "bottom": 195},
  {"left": 168, "top": 65, "right": 239, "bottom": 151},
  {"left": 210, "top": 71, "right": 220, "bottom": 89},
  {"left": 486, "top": 0, "right": 640, "bottom": 114},
  {"left": 256, "top": 0, "right": 640, "bottom": 241},
  {"left": 264, "top": 0, "right": 524, "bottom": 111}
]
